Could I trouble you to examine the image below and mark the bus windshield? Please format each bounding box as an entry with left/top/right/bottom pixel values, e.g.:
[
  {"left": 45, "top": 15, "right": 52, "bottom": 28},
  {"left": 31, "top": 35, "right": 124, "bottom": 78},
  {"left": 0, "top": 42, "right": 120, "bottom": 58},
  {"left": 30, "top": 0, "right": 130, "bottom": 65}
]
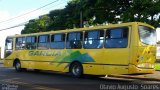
[{"left": 139, "top": 26, "right": 156, "bottom": 45}]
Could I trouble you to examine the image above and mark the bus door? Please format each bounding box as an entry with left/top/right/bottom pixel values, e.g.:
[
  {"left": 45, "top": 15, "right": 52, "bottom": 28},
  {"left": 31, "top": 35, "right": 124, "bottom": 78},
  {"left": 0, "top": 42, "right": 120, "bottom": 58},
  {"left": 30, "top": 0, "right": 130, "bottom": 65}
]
[{"left": 5, "top": 38, "right": 13, "bottom": 58}]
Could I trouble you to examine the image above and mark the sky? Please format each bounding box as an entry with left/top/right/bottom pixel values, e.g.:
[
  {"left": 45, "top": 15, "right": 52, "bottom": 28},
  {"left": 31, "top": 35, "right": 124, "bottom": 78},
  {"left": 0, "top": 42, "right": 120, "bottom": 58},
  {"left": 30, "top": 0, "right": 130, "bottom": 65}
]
[{"left": 0, "top": 0, "right": 69, "bottom": 58}]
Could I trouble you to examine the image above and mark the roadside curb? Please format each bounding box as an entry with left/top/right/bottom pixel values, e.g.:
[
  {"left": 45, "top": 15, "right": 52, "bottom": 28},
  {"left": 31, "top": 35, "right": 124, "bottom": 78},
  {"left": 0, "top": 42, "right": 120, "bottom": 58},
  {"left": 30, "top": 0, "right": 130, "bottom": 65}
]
[{"left": 108, "top": 75, "right": 160, "bottom": 81}]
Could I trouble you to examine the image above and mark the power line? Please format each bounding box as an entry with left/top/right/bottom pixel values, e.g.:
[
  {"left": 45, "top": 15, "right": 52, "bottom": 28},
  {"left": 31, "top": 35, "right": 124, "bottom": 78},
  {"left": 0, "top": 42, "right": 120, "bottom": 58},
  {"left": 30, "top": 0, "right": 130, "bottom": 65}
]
[
  {"left": 0, "top": 0, "right": 59, "bottom": 24},
  {"left": 0, "top": 0, "right": 68, "bottom": 31},
  {"left": 44, "top": 0, "right": 68, "bottom": 11},
  {"left": 0, "top": 21, "right": 28, "bottom": 31}
]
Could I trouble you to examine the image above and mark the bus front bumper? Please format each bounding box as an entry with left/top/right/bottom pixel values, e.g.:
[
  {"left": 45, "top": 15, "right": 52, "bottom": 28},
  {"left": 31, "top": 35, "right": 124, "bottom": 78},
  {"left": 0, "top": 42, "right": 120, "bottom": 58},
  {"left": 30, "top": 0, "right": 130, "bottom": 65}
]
[{"left": 128, "top": 64, "right": 155, "bottom": 74}]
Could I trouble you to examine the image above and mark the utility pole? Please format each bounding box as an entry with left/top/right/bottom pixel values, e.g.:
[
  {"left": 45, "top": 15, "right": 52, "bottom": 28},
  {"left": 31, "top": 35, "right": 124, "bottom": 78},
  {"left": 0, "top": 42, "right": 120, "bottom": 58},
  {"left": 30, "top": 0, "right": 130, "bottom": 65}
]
[
  {"left": 80, "top": 0, "right": 83, "bottom": 28},
  {"left": 80, "top": 11, "right": 83, "bottom": 28}
]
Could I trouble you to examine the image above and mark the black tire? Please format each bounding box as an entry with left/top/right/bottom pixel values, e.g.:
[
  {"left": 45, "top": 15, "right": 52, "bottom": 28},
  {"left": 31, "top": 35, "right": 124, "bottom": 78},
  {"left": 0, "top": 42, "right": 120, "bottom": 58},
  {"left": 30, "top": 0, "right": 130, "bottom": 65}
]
[
  {"left": 70, "top": 62, "right": 83, "bottom": 78},
  {"left": 34, "top": 69, "right": 40, "bottom": 72},
  {"left": 21, "top": 68, "right": 27, "bottom": 71},
  {"left": 14, "top": 61, "right": 22, "bottom": 72}
]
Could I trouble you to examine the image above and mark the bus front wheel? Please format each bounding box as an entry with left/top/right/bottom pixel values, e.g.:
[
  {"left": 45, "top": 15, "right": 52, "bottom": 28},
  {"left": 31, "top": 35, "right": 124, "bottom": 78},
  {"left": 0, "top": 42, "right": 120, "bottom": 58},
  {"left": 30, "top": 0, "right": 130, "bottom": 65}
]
[
  {"left": 69, "top": 62, "right": 83, "bottom": 78},
  {"left": 14, "top": 60, "right": 22, "bottom": 72}
]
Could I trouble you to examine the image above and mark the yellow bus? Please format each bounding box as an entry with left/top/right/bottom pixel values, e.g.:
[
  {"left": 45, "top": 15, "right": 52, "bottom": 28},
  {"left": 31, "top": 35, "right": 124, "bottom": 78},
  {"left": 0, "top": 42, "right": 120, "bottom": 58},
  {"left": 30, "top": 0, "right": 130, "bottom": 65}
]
[{"left": 3, "top": 22, "right": 156, "bottom": 77}]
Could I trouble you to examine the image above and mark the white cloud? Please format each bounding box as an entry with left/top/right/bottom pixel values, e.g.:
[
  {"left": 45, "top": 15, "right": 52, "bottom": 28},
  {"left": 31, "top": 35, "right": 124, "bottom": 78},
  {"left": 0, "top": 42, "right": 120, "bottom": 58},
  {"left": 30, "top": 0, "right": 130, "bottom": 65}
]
[{"left": 0, "top": 10, "right": 10, "bottom": 21}]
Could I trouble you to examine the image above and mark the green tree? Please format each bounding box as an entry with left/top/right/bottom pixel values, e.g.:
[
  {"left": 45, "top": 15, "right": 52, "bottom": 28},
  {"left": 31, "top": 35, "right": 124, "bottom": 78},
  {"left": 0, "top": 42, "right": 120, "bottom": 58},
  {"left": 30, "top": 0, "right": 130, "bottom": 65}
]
[
  {"left": 21, "top": 15, "right": 51, "bottom": 34},
  {"left": 47, "top": 9, "right": 67, "bottom": 30},
  {"left": 22, "top": 0, "right": 160, "bottom": 34},
  {"left": 122, "top": 0, "right": 160, "bottom": 27}
]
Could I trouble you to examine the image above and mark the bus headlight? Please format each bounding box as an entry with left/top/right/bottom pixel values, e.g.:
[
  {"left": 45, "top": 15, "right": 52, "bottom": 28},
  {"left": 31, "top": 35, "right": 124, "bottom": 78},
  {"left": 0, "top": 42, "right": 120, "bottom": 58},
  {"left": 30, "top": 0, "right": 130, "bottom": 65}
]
[
  {"left": 138, "top": 63, "right": 154, "bottom": 68},
  {"left": 137, "top": 64, "right": 145, "bottom": 68},
  {"left": 137, "top": 64, "right": 143, "bottom": 68}
]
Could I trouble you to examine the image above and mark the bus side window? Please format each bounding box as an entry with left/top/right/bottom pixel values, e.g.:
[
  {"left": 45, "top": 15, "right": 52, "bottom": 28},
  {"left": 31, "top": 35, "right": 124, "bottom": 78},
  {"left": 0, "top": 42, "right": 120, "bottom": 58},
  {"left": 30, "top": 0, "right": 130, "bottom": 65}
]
[
  {"left": 51, "top": 34, "right": 65, "bottom": 49},
  {"left": 105, "top": 27, "right": 128, "bottom": 48},
  {"left": 16, "top": 37, "right": 26, "bottom": 50},
  {"left": 66, "top": 32, "right": 82, "bottom": 49},
  {"left": 38, "top": 35, "right": 50, "bottom": 49},
  {"left": 83, "top": 30, "right": 104, "bottom": 49},
  {"left": 26, "top": 36, "right": 37, "bottom": 49}
]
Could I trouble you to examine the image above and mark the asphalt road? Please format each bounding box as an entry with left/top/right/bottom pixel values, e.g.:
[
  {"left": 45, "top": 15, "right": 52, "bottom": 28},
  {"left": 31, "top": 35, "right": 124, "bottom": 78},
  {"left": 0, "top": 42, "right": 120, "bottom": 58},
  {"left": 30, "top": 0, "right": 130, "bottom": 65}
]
[{"left": 0, "top": 64, "right": 160, "bottom": 90}]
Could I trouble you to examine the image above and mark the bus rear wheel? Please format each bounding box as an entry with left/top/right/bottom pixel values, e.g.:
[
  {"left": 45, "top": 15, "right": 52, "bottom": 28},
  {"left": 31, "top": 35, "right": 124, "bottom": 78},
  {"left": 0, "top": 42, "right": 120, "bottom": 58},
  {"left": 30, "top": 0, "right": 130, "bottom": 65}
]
[
  {"left": 70, "top": 62, "right": 83, "bottom": 78},
  {"left": 14, "top": 61, "right": 22, "bottom": 72}
]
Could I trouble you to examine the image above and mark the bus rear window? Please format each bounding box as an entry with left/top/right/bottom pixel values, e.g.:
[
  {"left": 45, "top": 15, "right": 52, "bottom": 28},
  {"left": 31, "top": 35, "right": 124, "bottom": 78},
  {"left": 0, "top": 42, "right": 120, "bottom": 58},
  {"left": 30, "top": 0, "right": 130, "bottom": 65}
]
[{"left": 139, "top": 26, "right": 156, "bottom": 45}]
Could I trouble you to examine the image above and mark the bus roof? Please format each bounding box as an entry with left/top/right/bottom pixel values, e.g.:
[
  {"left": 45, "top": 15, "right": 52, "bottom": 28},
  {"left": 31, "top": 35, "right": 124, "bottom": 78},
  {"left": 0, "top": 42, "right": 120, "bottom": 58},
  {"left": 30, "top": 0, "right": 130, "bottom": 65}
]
[{"left": 7, "top": 22, "right": 154, "bottom": 38}]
